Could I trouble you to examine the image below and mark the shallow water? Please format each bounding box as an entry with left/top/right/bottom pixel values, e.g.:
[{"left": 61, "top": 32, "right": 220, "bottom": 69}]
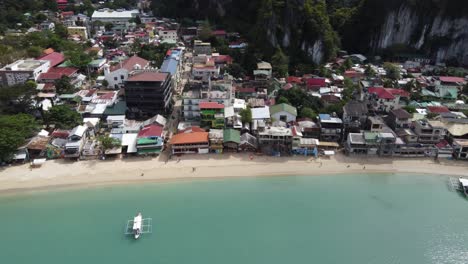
[{"left": 1, "top": 174, "right": 467, "bottom": 264}]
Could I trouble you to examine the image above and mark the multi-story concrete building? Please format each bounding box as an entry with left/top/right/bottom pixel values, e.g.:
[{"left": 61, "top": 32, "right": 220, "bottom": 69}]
[
  {"left": 413, "top": 120, "right": 446, "bottom": 144},
  {"left": 91, "top": 9, "right": 139, "bottom": 31},
  {"left": 104, "top": 55, "right": 149, "bottom": 89},
  {"left": 318, "top": 114, "right": 343, "bottom": 142},
  {"left": 0, "top": 60, "right": 50, "bottom": 86},
  {"left": 182, "top": 76, "right": 234, "bottom": 122},
  {"left": 124, "top": 71, "right": 172, "bottom": 117},
  {"left": 193, "top": 40, "right": 212, "bottom": 55}
]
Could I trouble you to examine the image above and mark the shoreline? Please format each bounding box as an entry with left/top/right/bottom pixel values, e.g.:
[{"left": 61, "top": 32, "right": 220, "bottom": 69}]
[{"left": 0, "top": 153, "right": 467, "bottom": 195}]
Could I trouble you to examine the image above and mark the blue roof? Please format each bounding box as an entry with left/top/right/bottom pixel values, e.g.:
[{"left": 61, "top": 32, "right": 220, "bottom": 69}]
[
  {"left": 319, "top": 114, "right": 331, "bottom": 120},
  {"left": 160, "top": 58, "right": 178, "bottom": 76}
]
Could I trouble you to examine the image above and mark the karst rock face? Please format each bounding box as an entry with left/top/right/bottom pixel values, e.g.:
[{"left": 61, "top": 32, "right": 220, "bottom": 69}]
[{"left": 153, "top": 0, "right": 468, "bottom": 65}]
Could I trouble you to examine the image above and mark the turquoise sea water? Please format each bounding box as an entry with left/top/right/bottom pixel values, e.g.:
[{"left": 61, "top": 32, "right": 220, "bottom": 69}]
[{"left": 1, "top": 174, "right": 468, "bottom": 264}]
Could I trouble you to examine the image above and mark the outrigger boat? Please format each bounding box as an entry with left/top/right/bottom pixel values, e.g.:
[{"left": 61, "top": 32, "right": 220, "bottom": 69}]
[
  {"left": 125, "top": 213, "right": 152, "bottom": 239},
  {"left": 459, "top": 177, "right": 468, "bottom": 197}
]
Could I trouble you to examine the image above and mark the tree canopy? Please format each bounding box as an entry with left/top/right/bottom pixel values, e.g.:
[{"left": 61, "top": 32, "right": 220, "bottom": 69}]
[
  {"left": 0, "top": 114, "right": 38, "bottom": 162},
  {"left": 239, "top": 107, "right": 252, "bottom": 124},
  {"left": 271, "top": 48, "right": 289, "bottom": 78},
  {"left": 54, "top": 76, "right": 75, "bottom": 95},
  {"left": 44, "top": 105, "right": 81, "bottom": 129}
]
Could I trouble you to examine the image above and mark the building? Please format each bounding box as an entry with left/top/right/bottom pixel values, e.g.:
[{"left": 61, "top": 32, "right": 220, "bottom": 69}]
[
  {"left": 91, "top": 9, "right": 139, "bottom": 31},
  {"left": 39, "top": 21, "right": 55, "bottom": 31},
  {"left": 170, "top": 131, "right": 209, "bottom": 155},
  {"left": 193, "top": 40, "right": 211, "bottom": 55},
  {"left": 318, "top": 114, "right": 343, "bottom": 142},
  {"left": 182, "top": 77, "right": 234, "bottom": 122},
  {"left": 367, "top": 87, "right": 410, "bottom": 112},
  {"left": 269, "top": 103, "right": 297, "bottom": 123},
  {"left": 387, "top": 108, "right": 412, "bottom": 130},
  {"left": 64, "top": 125, "right": 89, "bottom": 159},
  {"left": 200, "top": 102, "right": 225, "bottom": 129},
  {"left": 104, "top": 55, "right": 150, "bottom": 89},
  {"left": 452, "top": 139, "right": 468, "bottom": 160},
  {"left": 342, "top": 100, "right": 368, "bottom": 132},
  {"left": 124, "top": 71, "right": 172, "bottom": 117},
  {"left": 38, "top": 67, "right": 83, "bottom": 90},
  {"left": 158, "top": 29, "right": 178, "bottom": 43},
  {"left": 223, "top": 129, "right": 240, "bottom": 152},
  {"left": 239, "top": 132, "right": 258, "bottom": 151},
  {"left": 253, "top": 61, "right": 272, "bottom": 80},
  {"left": 136, "top": 124, "right": 164, "bottom": 155},
  {"left": 413, "top": 119, "right": 446, "bottom": 144},
  {"left": 37, "top": 52, "right": 65, "bottom": 68},
  {"left": 208, "top": 129, "right": 224, "bottom": 153},
  {"left": 345, "top": 131, "right": 396, "bottom": 156},
  {"left": 192, "top": 64, "right": 220, "bottom": 80},
  {"left": 0, "top": 60, "right": 50, "bottom": 86},
  {"left": 67, "top": 26, "right": 88, "bottom": 40},
  {"left": 258, "top": 127, "right": 293, "bottom": 155}
]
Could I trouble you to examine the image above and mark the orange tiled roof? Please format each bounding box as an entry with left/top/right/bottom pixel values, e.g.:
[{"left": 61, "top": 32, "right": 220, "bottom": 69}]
[{"left": 170, "top": 132, "right": 209, "bottom": 145}]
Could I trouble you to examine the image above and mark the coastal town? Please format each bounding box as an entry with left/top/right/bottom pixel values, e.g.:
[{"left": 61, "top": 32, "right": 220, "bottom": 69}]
[{"left": 0, "top": 0, "right": 468, "bottom": 171}]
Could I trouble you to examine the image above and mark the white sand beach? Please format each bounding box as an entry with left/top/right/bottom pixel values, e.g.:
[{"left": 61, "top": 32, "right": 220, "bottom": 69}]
[{"left": 0, "top": 154, "right": 467, "bottom": 193}]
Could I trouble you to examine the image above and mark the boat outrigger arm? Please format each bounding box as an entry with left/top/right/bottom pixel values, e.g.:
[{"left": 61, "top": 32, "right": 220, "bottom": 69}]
[{"left": 125, "top": 215, "right": 152, "bottom": 238}]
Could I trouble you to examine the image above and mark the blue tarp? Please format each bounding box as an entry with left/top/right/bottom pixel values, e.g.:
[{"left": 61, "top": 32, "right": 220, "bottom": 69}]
[{"left": 160, "top": 58, "right": 178, "bottom": 76}]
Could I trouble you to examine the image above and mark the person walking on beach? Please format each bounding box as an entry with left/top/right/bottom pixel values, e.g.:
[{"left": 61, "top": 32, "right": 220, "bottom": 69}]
[{"left": 192, "top": 167, "right": 196, "bottom": 173}]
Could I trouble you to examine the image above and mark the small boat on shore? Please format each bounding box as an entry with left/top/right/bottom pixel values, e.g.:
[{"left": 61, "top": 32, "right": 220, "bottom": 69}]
[
  {"left": 459, "top": 177, "right": 468, "bottom": 197},
  {"left": 125, "top": 213, "right": 152, "bottom": 239}
]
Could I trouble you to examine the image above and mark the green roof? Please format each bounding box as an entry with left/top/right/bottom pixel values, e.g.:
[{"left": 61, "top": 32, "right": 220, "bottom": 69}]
[
  {"left": 137, "top": 138, "right": 160, "bottom": 145},
  {"left": 269, "top": 103, "right": 297, "bottom": 116},
  {"left": 57, "top": 60, "right": 74, "bottom": 68},
  {"left": 363, "top": 132, "right": 378, "bottom": 142},
  {"left": 104, "top": 101, "right": 127, "bottom": 116},
  {"left": 223, "top": 129, "right": 240, "bottom": 144}
]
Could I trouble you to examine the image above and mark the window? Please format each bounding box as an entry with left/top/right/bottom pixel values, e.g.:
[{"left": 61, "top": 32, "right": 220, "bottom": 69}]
[
  {"left": 280, "top": 115, "right": 287, "bottom": 122},
  {"left": 114, "top": 77, "right": 118, "bottom": 81},
  {"left": 120, "top": 75, "right": 124, "bottom": 80}
]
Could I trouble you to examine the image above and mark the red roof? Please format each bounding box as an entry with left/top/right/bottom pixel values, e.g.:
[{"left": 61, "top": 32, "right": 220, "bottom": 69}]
[
  {"left": 386, "top": 88, "right": 410, "bottom": 98},
  {"left": 138, "top": 124, "right": 163, "bottom": 138},
  {"left": 436, "top": 139, "right": 450, "bottom": 149},
  {"left": 214, "top": 55, "right": 233, "bottom": 64},
  {"left": 61, "top": 11, "right": 74, "bottom": 17},
  {"left": 110, "top": 55, "right": 149, "bottom": 72},
  {"left": 213, "top": 30, "right": 227, "bottom": 36},
  {"left": 427, "top": 106, "right": 450, "bottom": 114},
  {"left": 321, "top": 94, "right": 341, "bottom": 103},
  {"left": 439, "top": 76, "right": 465, "bottom": 83},
  {"left": 170, "top": 132, "right": 209, "bottom": 145},
  {"left": 306, "top": 78, "right": 326, "bottom": 87},
  {"left": 199, "top": 102, "right": 224, "bottom": 109},
  {"left": 38, "top": 67, "right": 78, "bottom": 80},
  {"left": 179, "top": 126, "right": 205, "bottom": 133},
  {"left": 344, "top": 70, "right": 364, "bottom": 78},
  {"left": 97, "top": 92, "right": 115, "bottom": 100},
  {"left": 127, "top": 72, "right": 168, "bottom": 82},
  {"left": 283, "top": 83, "right": 293, "bottom": 90},
  {"left": 287, "top": 76, "right": 303, "bottom": 84},
  {"left": 368, "top": 87, "right": 409, "bottom": 100},
  {"left": 236, "top": 87, "right": 256, "bottom": 93},
  {"left": 37, "top": 52, "right": 65, "bottom": 67}
]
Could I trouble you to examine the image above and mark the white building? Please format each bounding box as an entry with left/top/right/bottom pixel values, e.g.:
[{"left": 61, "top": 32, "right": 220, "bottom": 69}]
[
  {"left": 91, "top": 9, "right": 139, "bottom": 30},
  {"left": 158, "top": 30, "right": 178, "bottom": 42},
  {"left": 104, "top": 55, "right": 149, "bottom": 89},
  {"left": 0, "top": 60, "right": 50, "bottom": 86},
  {"left": 192, "top": 65, "right": 220, "bottom": 79}
]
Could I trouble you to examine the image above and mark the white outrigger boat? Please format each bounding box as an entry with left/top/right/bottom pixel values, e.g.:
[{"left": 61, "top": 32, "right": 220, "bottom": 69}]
[
  {"left": 125, "top": 212, "right": 152, "bottom": 239},
  {"left": 458, "top": 177, "right": 468, "bottom": 197}
]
